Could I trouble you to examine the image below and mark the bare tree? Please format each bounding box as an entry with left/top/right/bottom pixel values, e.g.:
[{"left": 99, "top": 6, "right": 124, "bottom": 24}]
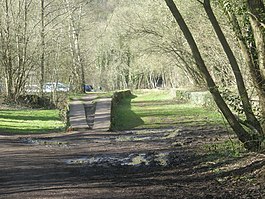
[
  {"left": 40, "top": 0, "right": 45, "bottom": 96},
  {"left": 202, "top": 0, "right": 263, "bottom": 134},
  {"left": 0, "top": 0, "right": 36, "bottom": 100},
  {"left": 65, "top": 0, "right": 86, "bottom": 93},
  {"left": 164, "top": 0, "right": 261, "bottom": 150}
]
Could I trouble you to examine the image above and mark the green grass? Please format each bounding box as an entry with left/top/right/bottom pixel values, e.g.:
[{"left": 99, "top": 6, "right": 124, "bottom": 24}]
[
  {"left": 0, "top": 109, "right": 64, "bottom": 134},
  {"left": 133, "top": 89, "right": 175, "bottom": 101},
  {"left": 204, "top": 139, "right": 246, "bottom": 158},
  {"left": 112, "top": 89, "right": 224, "bottom": 130}
]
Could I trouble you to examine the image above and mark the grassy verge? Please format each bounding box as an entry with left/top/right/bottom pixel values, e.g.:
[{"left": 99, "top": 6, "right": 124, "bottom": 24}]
[
  {"left": 204, "top": 139, "right": 245, "bottom": 158},
  {"left": 112, "top": 89, "right": 225, "bottom": 130},
  {"left": 0, "top": 109, "right": 64, "bottom": 134}
]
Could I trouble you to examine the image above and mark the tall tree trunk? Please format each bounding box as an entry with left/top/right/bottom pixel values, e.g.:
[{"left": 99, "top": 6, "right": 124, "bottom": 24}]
[
  {"left": 164, "top": 0, "right": 261, "bottom": 150},
  {"left": 247, "top": 0, "right": 265, "bottom": 77},
  {"left": 4, "top": 0, "right": 14, "bottom": 100},
  {"left": 221, "top": 0, "right": 265, "bottom": 133},
  {"left": 65, "top": 1, "right": 85, "bottom": 93},
  {"left": 14, "top": 0, "right": 30, "bottom": 100},
  {"left": 40, "top": 0, "right": 45, "bottom": 96},
  {"left": 203, "top": 0, "right": 263, "bottom": 134},
  {"left": 247, "top": 0, "right": 265, "bottom": 128}
]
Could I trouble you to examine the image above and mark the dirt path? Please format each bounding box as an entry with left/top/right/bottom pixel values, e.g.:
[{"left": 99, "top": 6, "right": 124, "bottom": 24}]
[{"left": 0, "top": 123, "right": 264, "bottom": 198}]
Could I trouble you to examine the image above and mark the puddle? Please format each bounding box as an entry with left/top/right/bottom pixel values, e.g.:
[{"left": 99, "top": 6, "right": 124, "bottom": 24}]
[
  {"left": 116, "top": 128, "right": 183, "bottom": 142},
  {"left": 129, "top": 154, "right": 149, "bottom": 166},
  {"left": 65, "top": 152, "right": 170, "bottom": 167},
  {"left": 155, "top": 152, "right": 168, "bottom": 166},
  {"left": 116, "top": 136, "right": 152, "bottom": 142},
  {"left": 20, "top": 137, "right": 69, "bottom": 147},
  {"left": 163, "top": 129, "right": 182, "bottom": 139}
]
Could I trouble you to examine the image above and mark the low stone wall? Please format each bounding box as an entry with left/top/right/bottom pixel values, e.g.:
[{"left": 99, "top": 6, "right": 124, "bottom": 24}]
[
  {"left": 111, "top": 89, "right": 133, "bottom": 131},
  {"left": 112, "top": 89, "right": 133, "bottom": 105},
  {"left": 176, "top": 89, "right": 216, "bottom": 109}
]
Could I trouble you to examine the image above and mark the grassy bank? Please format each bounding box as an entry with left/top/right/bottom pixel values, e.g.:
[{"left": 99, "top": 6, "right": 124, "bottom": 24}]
[
  {"left": 112, "top": 89, "right": 225, "bottom": 130},
  {"left": 0, "top": 109, "right": 64, "bottom": 134}
]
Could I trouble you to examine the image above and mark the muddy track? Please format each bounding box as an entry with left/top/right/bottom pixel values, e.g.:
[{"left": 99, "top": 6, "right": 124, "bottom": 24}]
[{"left": 0, "top": 123, "right": 264, "bottom": 199}]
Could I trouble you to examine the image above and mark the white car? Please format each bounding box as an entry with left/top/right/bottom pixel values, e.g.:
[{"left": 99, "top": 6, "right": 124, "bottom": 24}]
[
  {"left": 43, "top": 82, "right": 69, "bottom": 93},
  {"left": 25, "top": 85, "right": 40, "bottom": 93}
]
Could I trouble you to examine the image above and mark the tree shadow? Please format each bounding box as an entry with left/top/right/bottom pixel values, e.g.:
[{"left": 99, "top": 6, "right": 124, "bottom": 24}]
[
  {"left": 0, "top": 109, "right": 63, "bottom": 135},
  {"left": 0, "top": 128, "right": 265, "bottom": 199},
  {"left": 1, "top": 145, "right": 264, "bottom": 199},
  {"left": 0, "top": 110, "right": 59, "bottom": 121}
]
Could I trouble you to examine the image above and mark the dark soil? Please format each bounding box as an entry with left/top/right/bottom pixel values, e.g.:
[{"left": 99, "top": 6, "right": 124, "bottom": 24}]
[{"left": 0, "top": 123, "right": 264, "bottom": 199}]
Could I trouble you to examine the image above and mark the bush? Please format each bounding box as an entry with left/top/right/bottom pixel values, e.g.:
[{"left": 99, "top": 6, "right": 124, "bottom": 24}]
[{"left": 17, "top": 95, "right": 55, "bottom": 109}]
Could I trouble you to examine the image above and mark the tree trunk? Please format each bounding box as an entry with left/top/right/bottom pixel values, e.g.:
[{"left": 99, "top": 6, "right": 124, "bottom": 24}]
[
  {"left": 164, "top": 0, "right": 261, "bottom": 150},
  {"left": 246, "top": 0, "right": 265, "bottom": 128},
  {"left": 3, "top": 0, "right": 14, "bottom": 100},
  {"left": 65, "top": 0, "right": 85, "bottom": 93},
  {"left": 203, "top": 0, "right": 263, "bottom": 134},
  {"left": 222, "top": 0, "right": 265, "bottom": 133},
  {"left": 246, "top": 0, "right": 265, "bottom": 82},
  {"left": 40, "top": 0, "right": 45, "bottom": 96}
]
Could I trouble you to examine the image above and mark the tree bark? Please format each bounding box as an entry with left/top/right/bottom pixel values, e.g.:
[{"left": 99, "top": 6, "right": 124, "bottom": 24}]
[
  {"left": 246, "top": 0, "right": 265, "bottom": 125},
  {"left": 247, "top": 0, "right": 265, "bottom": 78}
]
